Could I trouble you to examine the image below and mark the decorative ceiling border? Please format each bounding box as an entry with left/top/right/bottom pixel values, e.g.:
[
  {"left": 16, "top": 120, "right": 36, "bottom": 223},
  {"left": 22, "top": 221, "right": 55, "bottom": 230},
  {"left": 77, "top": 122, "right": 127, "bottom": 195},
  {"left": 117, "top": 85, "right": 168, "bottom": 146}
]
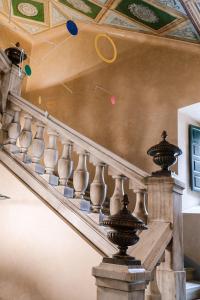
[
  {"left": 0, "top": 0, "right": 199, "bottom": 44},
  {"left": 179, "top": 0, "right": 200, "bottom": 35}
]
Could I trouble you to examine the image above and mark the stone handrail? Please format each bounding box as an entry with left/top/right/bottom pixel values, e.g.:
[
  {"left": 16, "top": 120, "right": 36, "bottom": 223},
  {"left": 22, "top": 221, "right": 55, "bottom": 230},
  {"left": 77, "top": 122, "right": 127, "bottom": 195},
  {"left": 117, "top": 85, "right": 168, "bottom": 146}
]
[{"left": 8, "top": 92, "right": 149, "bottom": 189}]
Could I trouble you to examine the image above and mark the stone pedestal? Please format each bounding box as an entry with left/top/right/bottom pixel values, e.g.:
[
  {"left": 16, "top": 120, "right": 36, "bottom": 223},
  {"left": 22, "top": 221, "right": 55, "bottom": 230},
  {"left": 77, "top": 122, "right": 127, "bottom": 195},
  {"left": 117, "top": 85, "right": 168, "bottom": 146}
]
[
  {"left": 92, "top": 263, "right": 150, "bottom": 300},
  {"left": 15, "top": 152, "right": 32, "bottom": 164},
  {"left": 42, "top": 174, "right": 59, "bottom": 186},
  {"left": 56, "top": 185, "right": 74, "bottom": 198},
  {"left": 3, "top": 143, "right": 19, "bottom": 154},
  {"left": 70, "top": 198, "right": 91, "bottom": 212},
  {"left": 30, "top": 162, "right": 45, "bottom": 174}
]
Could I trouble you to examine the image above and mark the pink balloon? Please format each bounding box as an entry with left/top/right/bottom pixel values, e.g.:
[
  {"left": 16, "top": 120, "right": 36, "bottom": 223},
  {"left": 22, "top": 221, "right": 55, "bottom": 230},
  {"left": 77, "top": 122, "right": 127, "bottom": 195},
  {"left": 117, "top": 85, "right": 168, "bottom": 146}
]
[{"left": 110, "top": 95, "right": 116, "bottom": 105}]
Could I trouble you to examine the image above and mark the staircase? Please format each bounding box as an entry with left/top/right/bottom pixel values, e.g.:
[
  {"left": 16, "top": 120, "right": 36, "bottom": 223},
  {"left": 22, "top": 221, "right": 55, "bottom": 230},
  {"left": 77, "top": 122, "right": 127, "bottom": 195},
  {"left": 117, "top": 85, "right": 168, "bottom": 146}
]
[{"left": 0, "top": 46, "right": 199, "bottom": 300}]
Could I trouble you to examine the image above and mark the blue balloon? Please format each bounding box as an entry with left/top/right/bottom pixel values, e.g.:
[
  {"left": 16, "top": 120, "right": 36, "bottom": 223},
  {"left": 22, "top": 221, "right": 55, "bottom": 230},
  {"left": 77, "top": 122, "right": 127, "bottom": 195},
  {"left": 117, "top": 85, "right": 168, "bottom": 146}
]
[{"left": 66, "top": 20, "right": 78, "bottom": 36}]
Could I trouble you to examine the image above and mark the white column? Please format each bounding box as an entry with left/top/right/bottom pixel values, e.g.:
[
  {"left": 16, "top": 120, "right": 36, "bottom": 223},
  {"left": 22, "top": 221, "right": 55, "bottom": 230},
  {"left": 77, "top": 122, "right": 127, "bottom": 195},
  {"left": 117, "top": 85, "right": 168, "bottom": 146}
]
[
  {"left": 110, "top": 175, "right": 125, "bottom": 215},
  {"left": 30, "top": 122, "right": 45, "bottom": 174},
  {"left": 57, "top": 139, "right": 74, "bottom": 198},
  {"left": 19, "top": 114, "right": 32, "bottom": 153},
  {"left": 17, "top": 114, "right": 32, "bottom": 162},
  {"left": 3, "top": 105, "right": 21, "bottom": 153},
  {"left": 73, "top": 151, "right": 89, "bottom": 199},
  {"left": 90, "top": 162, "right": 107, "bottom": 213},
  {"left": 133, "top": 189, "right": 148, "bottom": 224},
  {"left": 58, "top": 139, "right": 73, "bottom": 186},
  {"left": 93, "top": 262, "right": 150, "bottom": 300},
  {"left": 42, "top": 129, "right": 59, "bottom": 186},
  {"left": 73, "top": 149, "right": 90, "bottom": 211}
]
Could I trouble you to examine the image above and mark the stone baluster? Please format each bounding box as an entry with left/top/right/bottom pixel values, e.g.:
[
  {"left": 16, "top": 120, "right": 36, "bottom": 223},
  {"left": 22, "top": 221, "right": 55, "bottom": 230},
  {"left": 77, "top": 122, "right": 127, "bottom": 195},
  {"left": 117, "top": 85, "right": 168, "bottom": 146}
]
[
  {"left": 73, "top": 147, "right": 90, "bottom": 211},
  {"left": 18, "top": 114, "right": 32, "bottom": 163},
  {"left": 3, "top": 105, "right": 21, "bottom": 153},
  {"left": 57, "top": 139, "right": 74, "bottom": 198},
  {"left": 145, "top": 267, "right": 161, "bottom": 300},
  {"left": 109, "top": 173, "right": 126, "bottom": 215},
  {"left": 90, "top": 162, "right": 107, "bottom": 213},
  {"left": 42, "top": 129, "right": 59, "bottom": 186},
  {"left": 133, "top": 189, "right": 148, "bottom": 224},
  {"left": 0, "top": 108, "right": 14, "bottom": 145},
  {"left": 30, "top": 122, "right": 45, "bottom": 174}
]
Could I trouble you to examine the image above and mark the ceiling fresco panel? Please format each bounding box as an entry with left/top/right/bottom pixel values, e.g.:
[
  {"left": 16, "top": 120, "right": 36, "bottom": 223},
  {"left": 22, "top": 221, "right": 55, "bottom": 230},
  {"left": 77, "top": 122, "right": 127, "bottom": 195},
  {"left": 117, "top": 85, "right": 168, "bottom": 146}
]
[
  {"left": 12, "top": 0, "right": 45, "bottom": 22},
  {"left": 50, "top": 3, "right": 67, "bottom": 26},
  {"left": 113, "top": 0, "right": 178, "bottom": 30},
  {"left": 100, "top": 10, "right": 152, "bottom": 32},
  {"left": 58, "top": 0, "right": 103, "bottom": 19}
]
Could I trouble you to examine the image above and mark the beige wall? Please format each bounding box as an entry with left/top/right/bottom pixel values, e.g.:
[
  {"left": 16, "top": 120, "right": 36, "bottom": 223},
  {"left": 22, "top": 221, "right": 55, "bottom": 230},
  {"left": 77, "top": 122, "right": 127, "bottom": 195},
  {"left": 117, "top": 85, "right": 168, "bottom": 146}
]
[
  {"left": 24, "top": 27, "right": 200, "bottom": 174},
  {"left": 0, "top": 163, "right": 101, "bottom": 300}
]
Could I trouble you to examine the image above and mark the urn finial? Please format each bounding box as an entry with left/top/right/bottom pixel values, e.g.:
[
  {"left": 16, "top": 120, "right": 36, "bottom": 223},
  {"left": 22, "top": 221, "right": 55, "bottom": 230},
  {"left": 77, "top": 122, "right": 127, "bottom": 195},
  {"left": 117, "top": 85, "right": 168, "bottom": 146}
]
[
  {"left": 147, "top": 131, "right": 182, "bottom": 176},
  {"left": 5, "top": 42, "right": 27, "bottom": 66},
  {"left": 161, "top": 130, "right": 167, "bottom": 141},
  {"left": 102, "top": 194, "right": 147, "bottom": 266}
]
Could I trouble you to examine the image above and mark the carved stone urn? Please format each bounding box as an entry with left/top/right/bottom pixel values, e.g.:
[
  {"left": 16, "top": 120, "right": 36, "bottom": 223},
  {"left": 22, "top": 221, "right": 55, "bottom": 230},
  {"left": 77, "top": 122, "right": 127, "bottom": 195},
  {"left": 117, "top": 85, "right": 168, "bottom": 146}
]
[
  {"left": 102, "top": 194, "right": 147, "bottom": 265},
  {"left": 5, "top": 42, "right": 27, "bottom": 66},
  {"left": 147, "top": 130, "right": 182, "bottom": 176}
]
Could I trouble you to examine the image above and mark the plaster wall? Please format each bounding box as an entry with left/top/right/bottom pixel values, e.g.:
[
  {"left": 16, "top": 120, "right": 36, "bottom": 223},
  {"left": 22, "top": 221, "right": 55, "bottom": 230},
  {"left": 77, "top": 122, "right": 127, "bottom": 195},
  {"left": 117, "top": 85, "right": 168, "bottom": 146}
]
[
  {"left": 24, "top": 28, "right": 200, "bottom": 175},
  {"left": 0, "top": 163, "right": 101, "bottom": 300}
]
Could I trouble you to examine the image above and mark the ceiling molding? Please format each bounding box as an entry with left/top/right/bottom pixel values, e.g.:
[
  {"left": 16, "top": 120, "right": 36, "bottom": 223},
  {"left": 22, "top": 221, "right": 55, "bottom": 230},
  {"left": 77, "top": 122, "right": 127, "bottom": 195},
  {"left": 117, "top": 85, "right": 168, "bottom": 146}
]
[
  {"left": 179, "top": 0, "right": 200, "bottom": 35},
  {"left": 0, "top": 0, "right": 199, "bottom": 44}
]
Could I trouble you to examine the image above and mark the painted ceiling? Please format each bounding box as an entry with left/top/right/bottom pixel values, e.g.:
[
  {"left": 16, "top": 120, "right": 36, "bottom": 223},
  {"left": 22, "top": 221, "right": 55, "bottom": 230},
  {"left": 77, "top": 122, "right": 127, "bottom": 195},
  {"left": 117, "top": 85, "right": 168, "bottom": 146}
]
[{"left": 0, "top": 0, "right": 200, "bottom": 44}]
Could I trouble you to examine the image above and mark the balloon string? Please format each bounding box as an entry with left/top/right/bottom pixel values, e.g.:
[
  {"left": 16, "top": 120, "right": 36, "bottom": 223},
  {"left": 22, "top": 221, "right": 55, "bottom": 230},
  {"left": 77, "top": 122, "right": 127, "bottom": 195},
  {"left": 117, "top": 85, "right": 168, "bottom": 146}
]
[
  {"left": 39, "top": 35, "right": 72, "bottom": 64},
  {"left": 62, "top": 83, "right": 73, "bottom": 94},
  {"left": 36, "top": 21, "right": 89, "bottom": 66},
  {"left": 95, "top": 85, "right": 112, "bottom": 95}
]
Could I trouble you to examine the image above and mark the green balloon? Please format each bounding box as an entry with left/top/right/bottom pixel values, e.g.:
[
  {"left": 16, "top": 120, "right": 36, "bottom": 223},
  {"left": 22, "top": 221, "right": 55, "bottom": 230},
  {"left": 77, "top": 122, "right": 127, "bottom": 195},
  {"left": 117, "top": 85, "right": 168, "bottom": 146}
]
[{"left": 24, "top": 65, "right": 32, "bottom": 76}]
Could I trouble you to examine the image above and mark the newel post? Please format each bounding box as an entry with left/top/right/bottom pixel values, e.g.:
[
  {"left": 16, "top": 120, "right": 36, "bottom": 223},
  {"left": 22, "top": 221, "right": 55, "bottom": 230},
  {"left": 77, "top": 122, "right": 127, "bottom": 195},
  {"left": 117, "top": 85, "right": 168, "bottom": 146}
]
[
  {"left": 0, "top": 43, "right": 26, "bottom": 142},
  {"left": 92, "top": 194, "right": 150, "bottom": 300},
  {"left": 146, "top": 131, "right": 186, "bottom": 300},
  {"left": 1, "top": 43, "right": 26, "bottom": 113}
]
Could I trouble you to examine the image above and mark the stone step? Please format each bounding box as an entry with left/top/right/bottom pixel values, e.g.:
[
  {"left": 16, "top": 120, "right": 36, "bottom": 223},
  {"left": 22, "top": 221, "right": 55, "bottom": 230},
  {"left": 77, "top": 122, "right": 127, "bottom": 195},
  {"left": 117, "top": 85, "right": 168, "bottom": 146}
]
[{"left": 186, "top": 281, "right": 200, "bottom": 300}]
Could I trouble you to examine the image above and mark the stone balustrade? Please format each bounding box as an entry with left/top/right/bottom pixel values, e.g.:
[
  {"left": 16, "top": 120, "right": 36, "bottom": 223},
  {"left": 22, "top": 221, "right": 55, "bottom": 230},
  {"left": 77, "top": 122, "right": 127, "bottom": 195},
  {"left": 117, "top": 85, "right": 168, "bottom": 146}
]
[
  {"left": 1, "top": 92, "right": 149, "bottom": 224},
  {"left": 0, "top": 48, "right": 186, "bottom": 300}
]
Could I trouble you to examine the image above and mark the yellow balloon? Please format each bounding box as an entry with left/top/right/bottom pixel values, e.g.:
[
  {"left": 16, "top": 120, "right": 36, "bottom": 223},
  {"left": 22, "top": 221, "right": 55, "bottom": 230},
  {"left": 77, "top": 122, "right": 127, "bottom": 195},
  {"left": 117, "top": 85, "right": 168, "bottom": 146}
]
[{"left": 94, "top": 33, "right": 117, "bottom": 64}]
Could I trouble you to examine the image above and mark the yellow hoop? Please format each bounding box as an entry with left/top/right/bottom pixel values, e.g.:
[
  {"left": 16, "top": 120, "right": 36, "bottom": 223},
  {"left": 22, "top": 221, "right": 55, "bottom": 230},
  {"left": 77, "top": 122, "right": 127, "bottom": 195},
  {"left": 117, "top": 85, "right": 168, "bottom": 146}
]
[{"left": 94, "top": 33, "right": 117, "bottom": 64}]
